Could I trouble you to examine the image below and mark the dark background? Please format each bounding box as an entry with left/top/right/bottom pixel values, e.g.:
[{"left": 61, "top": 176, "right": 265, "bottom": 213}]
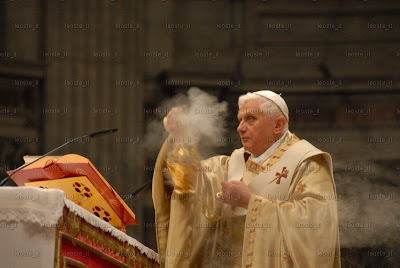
[{"left": 1, "top": 0, "right": 399, "bottom": 267}]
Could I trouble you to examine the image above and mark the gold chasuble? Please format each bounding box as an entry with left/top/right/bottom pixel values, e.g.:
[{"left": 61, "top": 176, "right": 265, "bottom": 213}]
[{"left": 152, "top": 131, "right": 340, "bottom": 268}]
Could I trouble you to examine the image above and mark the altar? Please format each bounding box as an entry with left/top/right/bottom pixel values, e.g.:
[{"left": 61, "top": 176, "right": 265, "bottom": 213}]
[{"left": 0, "top": 187, "right": 159, "bottom": 268}]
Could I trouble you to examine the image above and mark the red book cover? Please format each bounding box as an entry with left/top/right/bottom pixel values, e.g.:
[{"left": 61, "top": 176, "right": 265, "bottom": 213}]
[{"left": 7, "top": 154, "right": 137, "bottom": 226}]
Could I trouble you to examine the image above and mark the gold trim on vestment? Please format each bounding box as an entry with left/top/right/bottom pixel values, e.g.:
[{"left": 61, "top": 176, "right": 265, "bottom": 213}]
[
  {"left": 245, "top": 197, "right": 263, "bottom": 268},
  {"left": 246, "top": 134, "right": 300, "bottom": 174}
]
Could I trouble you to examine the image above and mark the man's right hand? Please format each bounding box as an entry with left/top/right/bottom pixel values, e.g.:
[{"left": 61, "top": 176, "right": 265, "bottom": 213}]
[{"left": 164, "top": 107, "right": 185, "bottom": 137}]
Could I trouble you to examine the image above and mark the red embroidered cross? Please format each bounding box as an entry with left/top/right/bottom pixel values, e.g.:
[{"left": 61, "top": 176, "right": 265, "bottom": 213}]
[{"left": 275, "top": 167, "right": 289, "bottom": 184}]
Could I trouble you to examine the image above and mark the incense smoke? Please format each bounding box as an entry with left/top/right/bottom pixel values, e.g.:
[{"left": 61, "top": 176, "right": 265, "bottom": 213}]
[
  {"left": 334, "top": 158, "right": 400, "bottom": 265},
  {"left": 144, "top": 87, "right": 228, "bottom": 158}
]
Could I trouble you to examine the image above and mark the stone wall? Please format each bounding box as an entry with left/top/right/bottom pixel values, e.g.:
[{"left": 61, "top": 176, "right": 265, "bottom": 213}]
[{"left": 1, "top": 0, "right": 399, "bottom": 265}]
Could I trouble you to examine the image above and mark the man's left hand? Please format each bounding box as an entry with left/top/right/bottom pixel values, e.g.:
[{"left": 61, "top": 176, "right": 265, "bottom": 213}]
[{"left": 220, "top": 181, "right": 252, "bottom": 208}]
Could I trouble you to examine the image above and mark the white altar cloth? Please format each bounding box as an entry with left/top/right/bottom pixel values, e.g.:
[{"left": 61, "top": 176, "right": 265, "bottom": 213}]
[{"left": 0, "top": 186, "right": 158, "bottom": 267}]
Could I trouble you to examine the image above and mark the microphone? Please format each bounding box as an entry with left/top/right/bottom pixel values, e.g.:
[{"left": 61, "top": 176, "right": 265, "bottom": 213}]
[
  {"left": 89, "top": 128, "right": 118, "bottom": 138},
  {"left": 0, "top": 128, "right": 118, "bottom": 187}
]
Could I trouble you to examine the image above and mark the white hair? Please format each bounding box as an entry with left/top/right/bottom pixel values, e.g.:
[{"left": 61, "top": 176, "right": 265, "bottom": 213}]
[{"left": 238, "top": 92, "right": 289, "bottom": 133}]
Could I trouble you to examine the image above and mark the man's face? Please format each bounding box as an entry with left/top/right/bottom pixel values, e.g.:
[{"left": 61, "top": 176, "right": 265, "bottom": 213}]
[{"left": 237, "top": 99, "right": 277, "bottom": 157}]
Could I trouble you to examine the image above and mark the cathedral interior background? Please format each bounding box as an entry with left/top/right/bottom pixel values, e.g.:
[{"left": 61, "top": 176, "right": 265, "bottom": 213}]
[{"left": 1, "top": 0, "right": 399, "bottom": 266}]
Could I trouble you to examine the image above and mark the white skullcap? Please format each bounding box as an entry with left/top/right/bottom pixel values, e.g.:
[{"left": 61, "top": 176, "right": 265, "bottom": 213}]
[{"left": 253, "top": 90, "right": 289, "bottom": 122}]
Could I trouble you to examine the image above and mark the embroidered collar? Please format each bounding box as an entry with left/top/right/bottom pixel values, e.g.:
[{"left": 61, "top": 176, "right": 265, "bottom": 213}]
[
  {"left": 251, "top": 130, "right": 288, "bottom": 164},
  {"left": 246, "top": 133, "right": 299, "bottom": 173}
]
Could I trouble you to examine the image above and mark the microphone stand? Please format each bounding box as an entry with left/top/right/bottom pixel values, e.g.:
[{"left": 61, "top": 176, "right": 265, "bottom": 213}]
[
  {"left": 0, "top": 128, "right": 118, "bottom": 187},
  {"left": 124, "top": 180, "right": 152, "bottom": 201}
]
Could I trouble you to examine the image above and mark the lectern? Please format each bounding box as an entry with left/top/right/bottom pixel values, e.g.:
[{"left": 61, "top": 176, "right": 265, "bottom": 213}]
[
  {"left": 1, "top": 155, "right": 159, "bottom": 267},
  {"left": 8, "top": 154, "right": 136, "bottom": 231}
]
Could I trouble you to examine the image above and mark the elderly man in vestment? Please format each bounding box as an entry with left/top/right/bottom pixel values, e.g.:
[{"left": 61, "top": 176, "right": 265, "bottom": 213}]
[{"left": 152, "top": 90, "right": 340, "bottom": 267}]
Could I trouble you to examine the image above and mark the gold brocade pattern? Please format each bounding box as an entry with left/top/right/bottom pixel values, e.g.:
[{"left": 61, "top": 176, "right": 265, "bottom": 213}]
[
  {"left": 245, "top": 197, "right": 263, "bottom": 268},
  {"left": 245, "top": 135, "right": 300, "bottom": 174},
  {"left": 60, "top": 208, "right": 159, "bottom": 268},
  {"left": 297, "top": 182, "right": 307, "bottom": 193}
]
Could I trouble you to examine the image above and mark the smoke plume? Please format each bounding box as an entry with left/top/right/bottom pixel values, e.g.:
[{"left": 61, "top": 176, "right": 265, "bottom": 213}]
[{"left": 143, "top": 87, "right": 228, "bottom": 158}]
